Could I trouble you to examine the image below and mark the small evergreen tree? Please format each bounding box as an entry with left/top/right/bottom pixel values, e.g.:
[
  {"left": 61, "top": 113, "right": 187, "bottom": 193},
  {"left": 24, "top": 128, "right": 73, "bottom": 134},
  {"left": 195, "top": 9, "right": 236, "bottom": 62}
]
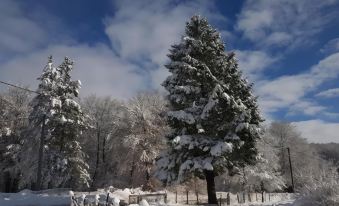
[
  {"left": 20, "top": 56, "right": 90, "bottom": 189},
  {"left": 156, "top": 15, "right": 263, "bottom": 203}
]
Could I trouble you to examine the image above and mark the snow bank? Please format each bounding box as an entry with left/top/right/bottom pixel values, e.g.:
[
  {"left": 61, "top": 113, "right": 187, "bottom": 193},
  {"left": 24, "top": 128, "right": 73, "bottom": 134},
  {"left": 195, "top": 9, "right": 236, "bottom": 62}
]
[
  {"left": 111, "top": 188, "right": 133, "bottom": 201},
  {"left": 139, "top": 199, "right": 149, "bottom": 206}
]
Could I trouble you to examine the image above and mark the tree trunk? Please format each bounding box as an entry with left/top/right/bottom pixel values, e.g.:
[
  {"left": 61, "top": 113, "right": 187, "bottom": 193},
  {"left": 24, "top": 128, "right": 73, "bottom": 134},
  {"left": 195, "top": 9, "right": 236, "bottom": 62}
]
[
  {"left": 92, "top": 127, "right": 100, "bottom": 188},
  {"left": 37, "top": 115, "right": 46, "bottom": 190},
  {"left": 204, "top": 170, "right": 217, "bottom": 204},
  {"left": 129, "top": 155, "right": 136, "bottom": 187},
  {"left": 145, "top": 167, "right": 150, "bottom": 183},
  {"left": 102, "top": 135, "right": 106, "bottom": 163}
]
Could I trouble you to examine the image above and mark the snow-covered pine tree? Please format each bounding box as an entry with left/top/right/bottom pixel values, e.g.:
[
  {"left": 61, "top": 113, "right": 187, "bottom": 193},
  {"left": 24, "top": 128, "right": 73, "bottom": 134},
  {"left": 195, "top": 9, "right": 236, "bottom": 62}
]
[
  {"left": 19, "top": 56, "right": 57, "bottom": 189},
  {"left": 20, "top": 56, "right": 90, "bottom": 189},
  {"left": 156, "top": 15, "right": 263, "bottom": 204}
]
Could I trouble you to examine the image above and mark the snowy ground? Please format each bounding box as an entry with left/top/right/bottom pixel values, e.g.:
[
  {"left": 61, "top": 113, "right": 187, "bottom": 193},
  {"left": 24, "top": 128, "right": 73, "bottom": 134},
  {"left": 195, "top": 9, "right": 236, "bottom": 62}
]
[
  {"left": 0, "top": 189, "right": 72, "bottom": 206},
  {"left": 0, "top": 188, "right": 298, "bottom": 206}
]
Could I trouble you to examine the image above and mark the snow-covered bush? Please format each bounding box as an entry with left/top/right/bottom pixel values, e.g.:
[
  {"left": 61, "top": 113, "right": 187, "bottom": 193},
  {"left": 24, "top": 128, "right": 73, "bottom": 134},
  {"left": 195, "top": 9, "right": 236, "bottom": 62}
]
[
  {"left": 239, "top": 134, "right": 285, "bottom": 192},
  {"left": 268, "top": 122, "right": 322, "bottom": 191},
  {"left": 295, "top": 166, "right": 339, "bottom": 206}
]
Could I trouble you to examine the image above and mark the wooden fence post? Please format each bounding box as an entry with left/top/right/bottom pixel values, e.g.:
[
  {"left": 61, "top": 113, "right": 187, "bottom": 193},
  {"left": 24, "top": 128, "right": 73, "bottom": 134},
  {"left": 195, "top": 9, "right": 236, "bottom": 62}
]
[
  {"left": 175, "top": 190, "right": 177, "bottom": 204},
  {"left": 165, "top": 193, "right": 167, "bottom": 204},
  {"left": 219, "top": 193, "right": 222, "bottom": 206},
  {"left": 196, "top": 192, "right": 199, "bottom": 204},
  {"left": 261, "top": 191, "right": 264, "bottom": 203},
  {"left": 105, "top": 193, "right": 110, "bottom": 206},
  {"left": 237, "top": 193, "right": 240, "bottom": 203},
  {"left": 243, "top": 192, "right": 246, "bottom": 203},
  {"left": 186, "top": 190, "right": 189, "bottom": 204},
  {"left": 226, "top": 193, "right": 230, "bottom": 205}
]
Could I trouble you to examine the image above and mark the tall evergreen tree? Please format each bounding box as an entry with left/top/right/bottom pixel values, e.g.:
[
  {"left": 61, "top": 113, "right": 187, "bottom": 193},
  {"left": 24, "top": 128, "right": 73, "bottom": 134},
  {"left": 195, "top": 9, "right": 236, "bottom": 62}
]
[
  {"left": 156, "top": 15, "right": 263, "bottom": 204},
  {"left": 20, "top": 57, "right": 90, "bottom": 189}
]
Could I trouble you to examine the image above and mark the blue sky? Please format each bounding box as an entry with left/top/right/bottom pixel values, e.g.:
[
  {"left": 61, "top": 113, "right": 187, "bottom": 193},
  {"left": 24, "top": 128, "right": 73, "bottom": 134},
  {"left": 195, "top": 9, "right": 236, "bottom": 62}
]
[{"left": 1, "top": 0, "right": 339, "bottom": 143}]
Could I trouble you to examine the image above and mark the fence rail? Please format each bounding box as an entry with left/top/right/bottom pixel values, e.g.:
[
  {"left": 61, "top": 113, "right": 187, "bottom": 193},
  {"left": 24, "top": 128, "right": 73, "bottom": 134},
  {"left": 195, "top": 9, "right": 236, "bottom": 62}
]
[
  {"left": 128, "top": 193, "right": 167, "bottom": 204},
  {"left": 167, "top": 191, "right": 293, "bottom": 205}
]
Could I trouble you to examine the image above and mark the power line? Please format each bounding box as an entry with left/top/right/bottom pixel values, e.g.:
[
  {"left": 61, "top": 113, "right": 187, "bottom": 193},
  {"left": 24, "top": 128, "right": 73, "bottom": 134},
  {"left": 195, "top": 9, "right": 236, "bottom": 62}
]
[{"left": 0, "top": 80, "right": 40, "bottom": 95}]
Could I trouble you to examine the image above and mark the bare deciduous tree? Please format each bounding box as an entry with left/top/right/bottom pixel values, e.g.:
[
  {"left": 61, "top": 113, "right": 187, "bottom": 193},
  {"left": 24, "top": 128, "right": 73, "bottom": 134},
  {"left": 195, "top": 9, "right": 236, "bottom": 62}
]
[{"left": 124, "top": 92, "right": 168, "bottom": 190}]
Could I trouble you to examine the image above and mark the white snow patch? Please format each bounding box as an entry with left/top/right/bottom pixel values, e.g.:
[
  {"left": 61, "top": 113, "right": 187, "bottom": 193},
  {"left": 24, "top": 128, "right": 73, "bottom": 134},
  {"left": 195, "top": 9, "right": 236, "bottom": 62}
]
[
  {"left": 51, "top": 98, "right": 61, "bottom": 108},
  {"left": 203, "top": 161, "right": 213, "bottom": 170},
  {"left": 139, "top": 199, "right": 149, "bottom": 206},
  {"left": 168, "top": 110, "right": 195, "bottom": 124},
  {"left": 210, "top": 142, "right": 233, "bottom": 156}
]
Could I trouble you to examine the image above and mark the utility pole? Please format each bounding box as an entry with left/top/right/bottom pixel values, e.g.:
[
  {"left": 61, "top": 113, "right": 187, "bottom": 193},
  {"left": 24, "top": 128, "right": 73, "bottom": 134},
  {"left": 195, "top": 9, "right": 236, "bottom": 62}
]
[
  {"left": 287, "top": 147, "right": 295, "bottom": 192},
  {"left": 36, "top": 114, "right": 46, "bottom": 190}
]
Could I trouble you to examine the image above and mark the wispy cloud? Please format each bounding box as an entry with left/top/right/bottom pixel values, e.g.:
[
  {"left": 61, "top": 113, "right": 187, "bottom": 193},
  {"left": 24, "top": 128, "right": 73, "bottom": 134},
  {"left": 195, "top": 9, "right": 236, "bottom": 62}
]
[
  {"left": 0, "top": 44, "right": 147, "bottom": 98},
  {"left": 0, "top": 0, "right": 71, "bottom": 62},
  {"left": 0, "top": 0, "right": 46, "bottom": 56},
  {"left": 316, "top": 88, "right": 339, "bottom": 98},
  {"left": 321, "top": 38, "right": 339, "bottom": 54},
  {"left": 256, "top": 52, "right": 339, "bottom": 116},
  {"left": 235, "top": 50, "right": 278, "bottom": 80},
  {"left": 236, "top": 0, "right": 338, "bottom": 49},
  {"left": 0, "top": 0, "right": 225, "bottom": 98},
  {"left": 105, "top": 0, "right": 226, "bottom": 89}
]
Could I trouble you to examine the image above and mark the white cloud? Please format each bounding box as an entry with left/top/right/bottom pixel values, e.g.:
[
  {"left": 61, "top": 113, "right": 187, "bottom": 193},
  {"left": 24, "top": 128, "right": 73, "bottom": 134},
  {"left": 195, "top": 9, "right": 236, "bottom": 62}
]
[
  {"left": 236, "top": 9, "right": 273, "bottom": 41},
  {"left": 235, "top": 50, "right": 278, "bottom": 80},
  {"left": 257, "top": 74, "right": 317, "bottom": 114},
  {"left": 316, "top": 88, "right": 339, "bottom": 98},
  {"left": 294, "top": 120, "right": 339, "bottom": 143},
  {"left": 0, "top": 0, "right": 227, "bottom": 99},
  {"left": 0, "top": 0, "right": 70, "bottom": 60},
  {"left": 105, "top": 0, "right": 227, "bottom": 89},
  {"left": 321, "top": 38, "right": 339, "bottom": 54},
  {"left": 256, "top": 52, "right": 339, "bottom": 116},
  {"left": 264, "top": 32, "right": 292, "bottom": 47},
  {"left": 0, "top": 44, "right": 147, "bottom": 99},
  {"left": 0, "top": 0, "right": 147, "bottom": 99},
  {"left": 0, "top": 0, "right": 46, "bottom": 55},
  {"left": 236, "top": 0, "right": 338, "bottom": 48},
  {"left": 288, "top": 101, "right": 326, "bottom": 116}
]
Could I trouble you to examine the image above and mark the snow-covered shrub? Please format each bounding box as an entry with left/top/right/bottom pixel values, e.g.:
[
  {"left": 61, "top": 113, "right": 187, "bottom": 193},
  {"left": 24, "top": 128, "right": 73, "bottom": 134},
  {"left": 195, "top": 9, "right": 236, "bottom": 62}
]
[{"left": 295, "top": 166, "right": 339, "bottom": 206}]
